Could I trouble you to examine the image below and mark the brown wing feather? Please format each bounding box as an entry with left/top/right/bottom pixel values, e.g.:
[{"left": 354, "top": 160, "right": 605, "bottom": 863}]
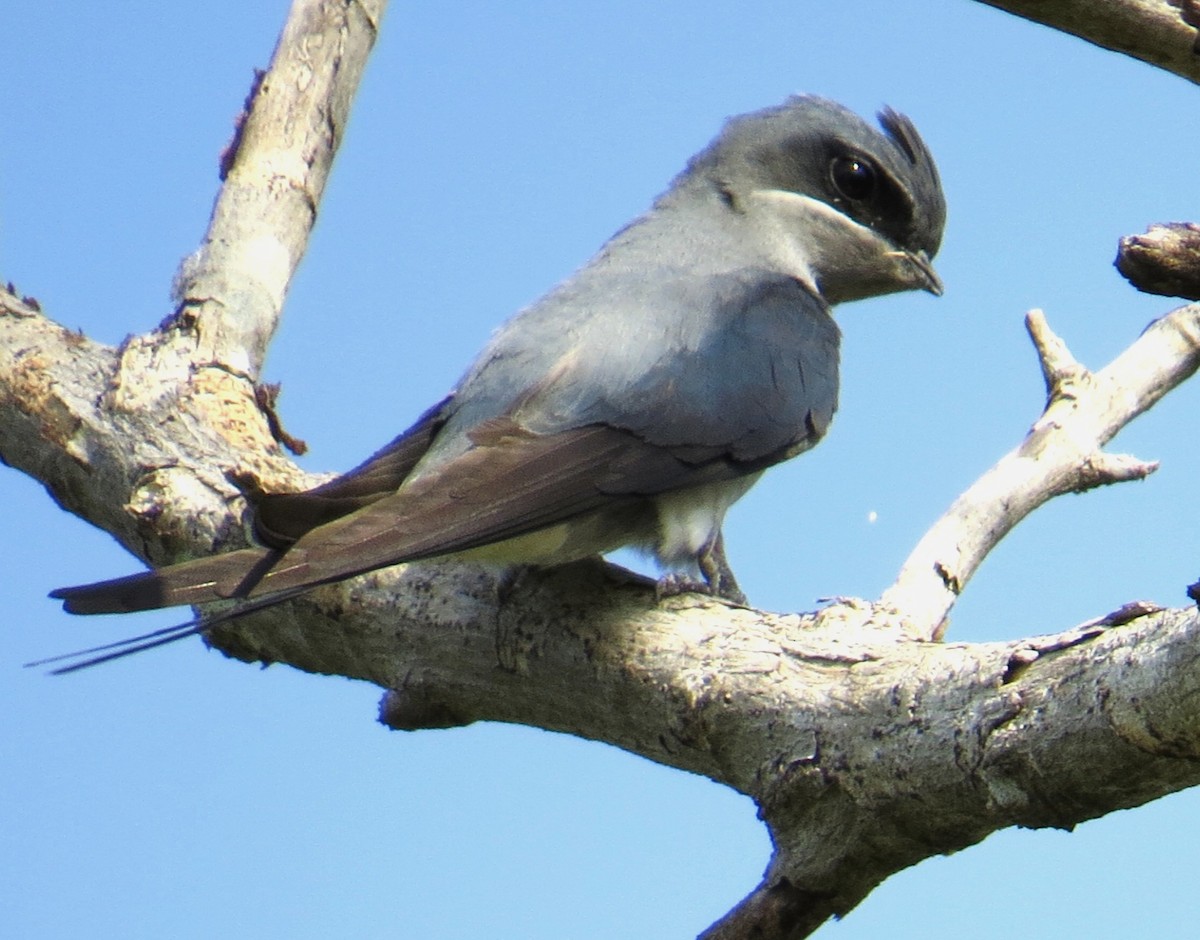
[
  {"left": 224, "top": 421, "right": 736, "bottom": 598},
  {"left": 52, "top": 422, "right": 739, "bottom": 615},
  {"left": 51, "top": 546, "right": 281, "bottom": 614},
  {"left": 253, "top": 398, "right": 449, "bottom": 547}
]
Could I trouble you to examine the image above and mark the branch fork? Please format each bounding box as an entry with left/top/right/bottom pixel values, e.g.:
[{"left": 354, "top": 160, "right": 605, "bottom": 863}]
[{"left": 877, "top": 305, "right": 1191, "bottom": 639}]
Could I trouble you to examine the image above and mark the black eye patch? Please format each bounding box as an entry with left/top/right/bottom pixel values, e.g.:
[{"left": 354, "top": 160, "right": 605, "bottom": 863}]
[{"left": 823, "top": 144, "right": 917, "bottom": 248}]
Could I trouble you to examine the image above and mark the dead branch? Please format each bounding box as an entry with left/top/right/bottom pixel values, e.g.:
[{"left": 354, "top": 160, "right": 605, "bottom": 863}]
[
  {"left": 878, "top": 304, "right": 1200, "bottom": 640},
  {"left": 0, "top": 0, "right": 386, "bottom": 566},
  {"left": 1117, "top": 222, "right": 1200, "bottom": 300},
  {"left": 972, "top": 0, "right": 1200, "bottom": 84}
]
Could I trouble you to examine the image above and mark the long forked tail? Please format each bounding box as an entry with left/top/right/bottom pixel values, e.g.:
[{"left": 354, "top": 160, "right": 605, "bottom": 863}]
[
  {"left": 49, "top": 546, "right": 282, "bottom": 615},
  {"left": 28, "top": 585, "right": 311, "bottom": 674},
  {"left": 38, "top": 545, "right": 295, "bottom": 672}
]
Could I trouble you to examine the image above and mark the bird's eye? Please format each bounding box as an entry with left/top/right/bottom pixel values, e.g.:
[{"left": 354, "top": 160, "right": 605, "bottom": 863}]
[{"left": 830, "top": 154, "right": 877, "bottom": 202}]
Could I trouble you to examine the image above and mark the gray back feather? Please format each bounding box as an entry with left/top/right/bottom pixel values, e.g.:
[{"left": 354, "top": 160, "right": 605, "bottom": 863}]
[{"left": 422, "top": 195, "right": 838, "bottom": 470}]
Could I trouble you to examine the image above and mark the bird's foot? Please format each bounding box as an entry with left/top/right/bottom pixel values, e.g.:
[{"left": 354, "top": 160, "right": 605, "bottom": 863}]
[
  {"left": 697, "top": 532, "right": 749, "bottom": 606},
  {"left": 655, "top": 573, "right": 715, "bottom": 602}
]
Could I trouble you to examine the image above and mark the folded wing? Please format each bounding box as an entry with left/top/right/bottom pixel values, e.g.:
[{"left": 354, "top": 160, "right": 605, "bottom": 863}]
[{"left": 51, "top": 420, "right": 744, "bottom": 615}]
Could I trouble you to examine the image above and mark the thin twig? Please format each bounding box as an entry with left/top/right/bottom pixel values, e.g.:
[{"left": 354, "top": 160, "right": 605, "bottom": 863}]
[{"left": 879, "top": 305, "right": 1199, "bottom": 639}]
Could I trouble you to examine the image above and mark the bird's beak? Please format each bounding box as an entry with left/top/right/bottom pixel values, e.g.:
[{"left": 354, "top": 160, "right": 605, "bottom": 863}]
[{"left": 905, "top": 249, "right": 943, "bottom": 296}]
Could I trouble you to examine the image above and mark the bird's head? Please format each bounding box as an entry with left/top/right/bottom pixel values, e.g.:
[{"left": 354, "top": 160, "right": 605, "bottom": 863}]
[{"left": 683, "top": 95, "right": 946, "bottom": 303}]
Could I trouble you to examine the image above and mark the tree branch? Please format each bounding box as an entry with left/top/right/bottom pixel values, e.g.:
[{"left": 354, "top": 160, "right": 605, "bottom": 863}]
[
  {"left": 972, "top": 0, "right": 1200, "bottom": 84},
  {"left": 170, "top": 0, "right": 385, "bottom": 379},
  {"left": 702, "top": 605, "right": 1200, "bottom": 938},
  {"left": 1116, "top": 222, "right": 1200, "bottom": 300},
  {"left": 0, "top": 0, "right": 386, "bottom": 566},
  {"left": 197, "top": 537, "right": 1200, "bottom": 938},
  {"left": 878, "top": 304, "right": 1199, "bottom": 640}
]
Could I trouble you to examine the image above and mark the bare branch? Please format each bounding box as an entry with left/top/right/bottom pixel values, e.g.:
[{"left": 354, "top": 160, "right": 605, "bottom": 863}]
[
  {"left": 0, "top": 1, "right": 387, "bottom": 564},
  {"left": 0, "top": 293, "right": 119, "bottom": 520},
  {"left": 1026, "top": 305, "right": 1086, "bottom": 393},
  {"left": 217, "top": 550, "right": 1200, "bottom": 939},
  {"left": 1116, "top": 222, "right": 1200, "bottom": 300},
  {"left": 879, "top": 305, "right": 1199, "bottom": 639},
  {"left": 0, "top": 284, "right": 291, "bottom": 565},
  {"left": 702, "top": 604, "right": 1200, "bottom": 937},
  {"left": 164, "top": 0, "right": 386, "bottom": 378},
  {"left": 973, "top": 0, "right": 1200, "bottom": 84}
]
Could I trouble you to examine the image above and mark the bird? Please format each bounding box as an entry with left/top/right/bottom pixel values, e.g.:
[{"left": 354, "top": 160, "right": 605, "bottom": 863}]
[{"left": 41, "top": 95, "right": 946, "bottom": 672}]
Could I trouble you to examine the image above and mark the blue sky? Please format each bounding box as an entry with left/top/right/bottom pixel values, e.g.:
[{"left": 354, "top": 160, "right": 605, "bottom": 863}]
[{"left": 5, "top": 2, "right": 1200, "bottom": 937}]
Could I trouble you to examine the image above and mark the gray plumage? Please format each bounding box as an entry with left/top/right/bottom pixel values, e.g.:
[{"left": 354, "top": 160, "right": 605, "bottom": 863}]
[{"left": 44, "top": 95, "right": 945, "bottom": 671}]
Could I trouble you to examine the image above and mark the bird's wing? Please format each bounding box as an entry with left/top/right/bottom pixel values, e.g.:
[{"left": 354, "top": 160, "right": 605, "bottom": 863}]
[
  {"left": 498, "top": 270, "right": 841, "bottom": 462},
  {"left": 40, "top": 420, "right": 745, "bottom": 672},
  {"left": 590, "top": 273, "right": 841, "bottom": 461},
  {"left": 242, "top": 420, "right": 744, "bottom": 589},
  {"left": 253, "top": 397, "right": 450, "bottom": 547},
  {"left": 50, "top": 420, "right": 739, "bottom": 615},
  {"left": 51, "top": 399, "right": 452, "bottom": 615}
]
